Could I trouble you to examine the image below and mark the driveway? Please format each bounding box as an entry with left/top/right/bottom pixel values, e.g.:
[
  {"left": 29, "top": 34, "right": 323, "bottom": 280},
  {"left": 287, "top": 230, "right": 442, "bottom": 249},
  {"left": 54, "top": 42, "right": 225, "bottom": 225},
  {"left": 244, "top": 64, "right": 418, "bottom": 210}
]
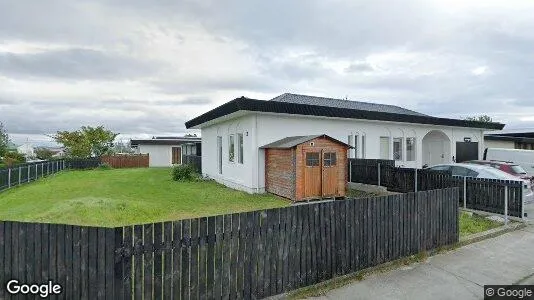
[{"left": 308, "top": 223, "right": 534, "bottom": 300}]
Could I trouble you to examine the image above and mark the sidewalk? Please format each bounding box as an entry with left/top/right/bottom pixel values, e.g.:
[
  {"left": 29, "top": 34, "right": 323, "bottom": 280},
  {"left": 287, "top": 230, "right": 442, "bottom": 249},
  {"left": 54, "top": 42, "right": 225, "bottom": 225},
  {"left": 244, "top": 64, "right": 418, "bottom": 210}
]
[{"left": 309, "top": 224, "right": 534, "bottom": 300}]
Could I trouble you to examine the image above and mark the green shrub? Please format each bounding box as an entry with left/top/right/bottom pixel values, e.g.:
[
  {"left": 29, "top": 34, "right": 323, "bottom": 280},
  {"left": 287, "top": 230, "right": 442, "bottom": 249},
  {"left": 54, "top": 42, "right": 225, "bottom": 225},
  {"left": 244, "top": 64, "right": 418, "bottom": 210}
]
[
  {"left": 172, "top": 164, "right": 198, "bottom": 181},
  {"left": 97, "top": 162, "right": 113, "bottom": 170},
  {"left": 2, "top": 151, "right": 26, "bottom": 167}
]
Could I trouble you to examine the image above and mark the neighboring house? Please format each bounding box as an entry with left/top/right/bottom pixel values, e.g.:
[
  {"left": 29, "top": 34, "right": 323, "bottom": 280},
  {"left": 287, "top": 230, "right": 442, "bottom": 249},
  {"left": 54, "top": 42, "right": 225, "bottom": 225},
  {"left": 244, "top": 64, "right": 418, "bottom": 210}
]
[
  {"left": 6, "top": 141, "right": 17, "bottom": 151},
  {"left": 130, "top": 136, "right": 201, "bottom": 167},
  {"left": 484, "top": 131, "right": 534, "bottom": 150},
  {"left": 185, "top": 93, "right": 504, "bottom": 194},
  {"left": 17, "top": 143, "right": 35, "bottom": 158}
]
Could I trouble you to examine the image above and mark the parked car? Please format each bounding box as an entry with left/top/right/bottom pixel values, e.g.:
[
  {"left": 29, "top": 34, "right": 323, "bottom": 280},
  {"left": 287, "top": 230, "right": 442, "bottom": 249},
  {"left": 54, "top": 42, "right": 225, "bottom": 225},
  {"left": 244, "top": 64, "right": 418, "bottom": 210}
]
[
  {"left": 484, "top": 148, "right": 534, "bottom": 176},
  {"left": 426, "top": 163, "right": 534, "bottom": 204},
  {"left": 464, "top": 160, "right": 532, "bottom": 181}
]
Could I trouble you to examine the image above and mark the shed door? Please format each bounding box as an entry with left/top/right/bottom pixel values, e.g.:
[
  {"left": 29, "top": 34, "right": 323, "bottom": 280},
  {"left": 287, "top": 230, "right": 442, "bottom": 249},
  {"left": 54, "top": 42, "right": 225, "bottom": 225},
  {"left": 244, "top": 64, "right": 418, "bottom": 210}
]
[
  {"left": 322, "top": 152, "right": 338, "bottom": 197},
  {"left": 303, "top": 150, "right": 339, "bottom": 199},
  {"left": 304, "top": 152, "right": 321, "bottom": 198}
]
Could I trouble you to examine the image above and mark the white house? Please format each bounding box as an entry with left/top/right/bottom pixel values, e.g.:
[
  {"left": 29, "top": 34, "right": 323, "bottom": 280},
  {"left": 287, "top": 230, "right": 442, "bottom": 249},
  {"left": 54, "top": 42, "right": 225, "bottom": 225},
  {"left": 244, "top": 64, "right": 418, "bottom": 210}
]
[
  {"left": 17, "top": 143, "right": 35, "bottom": 158},
  {"left": 484, "top": 131, "right": 534, "bottom": 150},
  {"left": 185, "top": 93, "right": 505, "bottom": 194},
  {"left": 130, "top": 136, "right": 201, "bottom": 167}
]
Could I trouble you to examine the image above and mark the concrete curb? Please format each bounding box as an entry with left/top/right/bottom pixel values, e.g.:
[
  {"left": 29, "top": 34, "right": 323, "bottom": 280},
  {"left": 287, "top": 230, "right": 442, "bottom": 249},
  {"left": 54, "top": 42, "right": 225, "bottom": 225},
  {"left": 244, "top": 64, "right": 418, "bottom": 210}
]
[{"left": 274, "top": 222, "right": 527, "bottom": 300}]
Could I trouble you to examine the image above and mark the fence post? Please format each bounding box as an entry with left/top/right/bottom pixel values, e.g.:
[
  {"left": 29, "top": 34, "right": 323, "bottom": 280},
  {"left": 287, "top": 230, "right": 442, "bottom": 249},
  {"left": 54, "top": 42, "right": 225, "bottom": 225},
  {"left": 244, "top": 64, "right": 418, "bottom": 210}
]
[
  {"left": 414, "top": 168, "right": 418, "bottom": 192},
  {"left": 463, "top": 177, "right": 467, "bottom": 209},
  {"left": 27, "top": 166, "right": 30, "bottom": 182},
  {"left": 7, "top": 168, "right": 11, "bottom": 188},
  {"left": 18, "top": 166, "right": 21, "bottom": 186},
  {"left": 35, "top": 164, "right": 38, "bottom": 179},
  {"left": 504, "top": 186, "right": 509, "bottom": 225},
  {"left": 377, "top": 163, "right": 381, "bottom": 186}
]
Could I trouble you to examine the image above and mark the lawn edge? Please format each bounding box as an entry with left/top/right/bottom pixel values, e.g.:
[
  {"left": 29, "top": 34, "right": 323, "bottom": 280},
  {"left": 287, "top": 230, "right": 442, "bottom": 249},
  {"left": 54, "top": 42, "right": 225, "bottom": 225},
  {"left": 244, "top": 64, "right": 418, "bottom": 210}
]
[{"left": 277, "top": 221, "right": 527, "bottom": 300}]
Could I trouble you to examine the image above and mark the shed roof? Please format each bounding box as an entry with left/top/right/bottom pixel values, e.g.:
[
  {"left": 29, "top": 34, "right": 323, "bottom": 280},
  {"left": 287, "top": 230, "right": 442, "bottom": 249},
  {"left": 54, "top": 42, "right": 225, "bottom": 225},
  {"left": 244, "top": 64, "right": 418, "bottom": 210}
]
[{"left": 260, "top": 134, "right": 352, "bottom": 149}]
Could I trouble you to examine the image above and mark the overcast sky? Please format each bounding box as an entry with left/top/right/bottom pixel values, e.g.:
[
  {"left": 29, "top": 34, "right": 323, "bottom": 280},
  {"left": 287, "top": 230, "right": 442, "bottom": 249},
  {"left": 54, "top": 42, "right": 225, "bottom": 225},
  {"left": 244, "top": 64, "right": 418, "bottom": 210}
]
[{"left": 1, "top": 0, "right": 533, "bottom": 146}]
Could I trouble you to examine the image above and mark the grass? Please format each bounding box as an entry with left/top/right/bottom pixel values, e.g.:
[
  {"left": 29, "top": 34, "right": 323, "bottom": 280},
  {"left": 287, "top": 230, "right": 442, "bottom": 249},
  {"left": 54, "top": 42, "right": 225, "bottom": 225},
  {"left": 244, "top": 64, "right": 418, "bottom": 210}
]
[
  {"left": 346, "top": 189, "right": 382, "bottom": 198},
  {"left": 0, "top": 168, "right": 290, "bottom": 227},
  {"left": 459, "top": 211, "right": 503, "bottom": 237}
]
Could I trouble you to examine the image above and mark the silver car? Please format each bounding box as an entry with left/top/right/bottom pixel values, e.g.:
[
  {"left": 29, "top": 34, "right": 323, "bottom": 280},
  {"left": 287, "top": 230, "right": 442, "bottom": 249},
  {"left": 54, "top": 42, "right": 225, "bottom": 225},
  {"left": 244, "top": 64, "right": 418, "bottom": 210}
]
[{"left": 427, "top": 163, "right": 534, "bottom": 204}]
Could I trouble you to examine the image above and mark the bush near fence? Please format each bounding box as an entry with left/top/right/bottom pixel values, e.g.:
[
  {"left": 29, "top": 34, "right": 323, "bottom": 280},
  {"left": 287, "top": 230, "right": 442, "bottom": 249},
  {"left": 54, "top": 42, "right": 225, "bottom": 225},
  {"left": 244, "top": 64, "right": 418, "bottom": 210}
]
[
  {"left": 349, "top": 158, "right": 524, "bottom": 218},
  {"left": 0, "top": 188, "right": 459, "bottom": 300}
]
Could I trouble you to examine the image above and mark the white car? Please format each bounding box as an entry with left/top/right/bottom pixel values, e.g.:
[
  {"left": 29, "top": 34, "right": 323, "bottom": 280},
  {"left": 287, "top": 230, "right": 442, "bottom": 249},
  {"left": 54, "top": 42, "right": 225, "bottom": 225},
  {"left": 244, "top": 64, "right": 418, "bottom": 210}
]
[{"left": 426, "top": 163, "right": 534, "bottom": 204}]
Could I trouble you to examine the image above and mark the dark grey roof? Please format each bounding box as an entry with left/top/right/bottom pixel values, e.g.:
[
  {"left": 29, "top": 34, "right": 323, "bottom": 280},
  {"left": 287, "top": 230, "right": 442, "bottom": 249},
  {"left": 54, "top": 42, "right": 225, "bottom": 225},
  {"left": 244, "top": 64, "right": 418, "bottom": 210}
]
[
  {"left": 271, "top": 93, "right": 428, "bottom": 117},
  {"left": 260, "top": 134, "right": 352, "bottom": 149},
  {"left": 130, "top": 138, "right": 200, "bottom": 146}
]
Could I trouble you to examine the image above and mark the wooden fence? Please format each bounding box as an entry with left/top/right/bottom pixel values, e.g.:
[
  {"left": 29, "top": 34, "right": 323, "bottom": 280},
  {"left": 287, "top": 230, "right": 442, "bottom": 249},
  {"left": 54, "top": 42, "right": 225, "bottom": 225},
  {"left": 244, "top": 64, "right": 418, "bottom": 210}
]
[
  {"left": 348, "top": 158, "right": 524, "bottom": 218},
  {"left": 0, "top": 160, "right": 66, "bottom": 192},
  {"left": 0, "top": 188, "right": 459, "bottom": 299},
  {"left": 183, "top": 155, "right": 202, "bottom": 173},
  {"left": 102, "top": 154, "right": 149, "bottom": 168}
]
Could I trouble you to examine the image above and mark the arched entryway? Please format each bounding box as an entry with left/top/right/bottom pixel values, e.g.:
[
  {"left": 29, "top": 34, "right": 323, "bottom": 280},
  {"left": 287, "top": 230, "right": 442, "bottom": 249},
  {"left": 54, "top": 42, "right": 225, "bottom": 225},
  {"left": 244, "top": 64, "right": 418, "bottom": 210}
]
[{"left": 422, "top": 130, "right": 451, "bottom": 167}]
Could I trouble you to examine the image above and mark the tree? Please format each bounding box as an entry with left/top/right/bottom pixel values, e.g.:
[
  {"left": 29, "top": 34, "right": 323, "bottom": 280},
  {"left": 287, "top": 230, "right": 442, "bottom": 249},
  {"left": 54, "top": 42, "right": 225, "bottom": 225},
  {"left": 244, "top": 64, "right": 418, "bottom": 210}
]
[
  {"left": 54, "top": 126, "right": 118, "bottom": 158},
  {"left": 112, "top": 140, "right": 135, "bottom": 154},
  {"left": 464, "top": 115, "right": 493, "bottom": 123},
  {"left": 0, "top": 122, "right": 9, "bottom": 157},
  {"left": 35, "top": 147, "right": 55, "bottom": 160}
]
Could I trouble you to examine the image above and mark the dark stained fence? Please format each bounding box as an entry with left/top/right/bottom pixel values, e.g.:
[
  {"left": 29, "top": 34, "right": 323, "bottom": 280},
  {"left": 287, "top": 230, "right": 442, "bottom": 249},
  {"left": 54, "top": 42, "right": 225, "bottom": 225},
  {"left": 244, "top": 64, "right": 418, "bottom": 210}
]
[
  {"left": 0, "top": 160, "right": 66, "bottom": 192},
  {"left": 0, "top": 188, "right": 458, "bottom": 299},
  {"left": 113, "top": 188, "right": 459, "bottom": 299},
  {"left": 183, "top": 154, "right": 202, "bottom": 173},
  {"left": 349, "top": 159, "right": 524, "bottom": 218},
  {"left": 454, "top": 176, "right": 524, "bottom": 218},
  {"left": 348, "top": 158, "right": 395, "bottom": 185},
  {"left": 101, "top": 154, "right": 149, "bottom": 168},
  {"left": 0, "top": 221, "right": 115, "bottom": 300},
  {"left": 64, "top": 158, "right": 102, "bottom": 170}
]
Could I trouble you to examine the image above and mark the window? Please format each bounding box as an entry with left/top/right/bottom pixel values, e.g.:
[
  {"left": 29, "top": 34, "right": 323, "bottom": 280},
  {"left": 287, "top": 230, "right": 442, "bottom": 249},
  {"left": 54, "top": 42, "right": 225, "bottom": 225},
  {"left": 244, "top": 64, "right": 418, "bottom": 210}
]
[
  {"left": 354, "top": 135, "right": 359, "bottom": 158},
  {"left": 380, "top": 137, "right": 390, "bottom": 160},
  {"left": 406, "top": 137, "right": 416, "bottom": 161},
  {"left": 361, "top": 135, "right": 366, "bottom": 158},
  {"left": 393, "top": 138, "right": 403, "bottom": 161},
  {"left": 217, "top": 136, "right": 222, "bottom": 174},
  {"left": 237, "top": 133, "right": 244, "bottom": 164},
  {"left": 228, "top": 134, "right": 235, "bottom": 162},
  {"left": 347, "top": 135, "right": 353, "bottom": 158},
  {"left": 451, "top": 166, "right": 478, "bottom": 177},
  {"left": 429, "top": 165, "right": 451, "bottom": 172},
  {"left": 306, "top": 152, "right": 320, "bottom": 166},
  {"left": 323, "top": 152, "right": 337, "bottom": 167}
]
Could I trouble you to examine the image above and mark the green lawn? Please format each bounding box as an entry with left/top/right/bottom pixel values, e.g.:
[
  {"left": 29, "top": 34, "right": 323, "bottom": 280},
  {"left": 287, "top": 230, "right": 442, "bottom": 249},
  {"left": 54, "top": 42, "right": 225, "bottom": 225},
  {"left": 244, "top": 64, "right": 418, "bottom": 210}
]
[
  {"left": 459, "top": 211, "right": 502, "bottom": 237},
  {"left": 0, "top": 168, "right": 290, "bottom": 227}
]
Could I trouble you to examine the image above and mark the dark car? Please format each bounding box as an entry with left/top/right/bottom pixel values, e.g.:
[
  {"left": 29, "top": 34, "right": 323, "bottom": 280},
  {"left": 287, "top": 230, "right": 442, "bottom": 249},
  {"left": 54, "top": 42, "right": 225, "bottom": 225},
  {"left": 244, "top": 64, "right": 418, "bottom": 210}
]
[{"left": 465, "top": 160, "right": 532, "bottom": 181}]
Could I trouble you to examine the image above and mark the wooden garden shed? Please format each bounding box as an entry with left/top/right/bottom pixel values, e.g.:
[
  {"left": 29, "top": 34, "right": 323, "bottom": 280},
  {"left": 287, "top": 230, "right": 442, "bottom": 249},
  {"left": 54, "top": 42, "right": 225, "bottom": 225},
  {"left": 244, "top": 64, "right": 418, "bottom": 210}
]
[{"left": 261, "top": 134, "right": 351, "bottom": 202}]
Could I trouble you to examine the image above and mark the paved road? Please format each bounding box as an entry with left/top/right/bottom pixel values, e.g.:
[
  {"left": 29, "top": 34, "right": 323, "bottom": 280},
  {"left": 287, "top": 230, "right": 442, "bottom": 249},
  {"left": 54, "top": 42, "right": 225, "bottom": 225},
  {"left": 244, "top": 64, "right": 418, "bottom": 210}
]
[{"left": 310, "top": 215, "right": 534, "bottom": 300}]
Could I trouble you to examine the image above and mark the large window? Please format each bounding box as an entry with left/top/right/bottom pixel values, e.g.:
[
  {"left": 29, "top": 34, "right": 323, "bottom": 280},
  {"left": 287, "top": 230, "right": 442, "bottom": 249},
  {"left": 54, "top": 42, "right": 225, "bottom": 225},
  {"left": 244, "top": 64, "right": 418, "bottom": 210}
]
[
  {"left": 347, "top": 135, "right": 353, "bottom": 158},
  {"left": 380, "top": 137, "right": 390, "bottom": 160},
  {"left": 361, "top": 135, "right": 366, "bottom": 158},
  {"left": 228, "top": 134, "right": 235, "bottom": 162},
  {"left": 393, "top": 137, "right": 403, "bottom": 161},
  {"left": 406, "top": 137, "right": 416, "bottom": 161},
  {"left": 237, "top": 133, "right": 244, "bottom": 164}
]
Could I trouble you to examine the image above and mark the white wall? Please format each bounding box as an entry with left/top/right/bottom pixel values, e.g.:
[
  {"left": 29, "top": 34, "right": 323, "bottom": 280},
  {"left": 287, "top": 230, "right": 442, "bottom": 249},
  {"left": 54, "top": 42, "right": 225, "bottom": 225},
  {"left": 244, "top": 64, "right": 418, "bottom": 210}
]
[
  {"left": 138, "top": 144, "right": 178, "bottom": 167},
  {"left": 201, "top": 112, "right": 487, "bottom": 193},
  {"left": 201, "top": 114, "right": 258, "bottom": 193},
  {"left": 484, "top": 139, "right": 515, "bottom": 149}
]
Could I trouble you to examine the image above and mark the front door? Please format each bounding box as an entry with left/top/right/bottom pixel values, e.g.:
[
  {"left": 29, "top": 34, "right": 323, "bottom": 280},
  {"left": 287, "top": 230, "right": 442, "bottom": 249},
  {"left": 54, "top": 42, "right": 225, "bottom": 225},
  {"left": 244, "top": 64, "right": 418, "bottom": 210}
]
[
  {"left": 172, "top": 147, "right": 182, "bottom": 164},
  {"left": 303, "top": 150, "right": 339, "bottom": 199}
]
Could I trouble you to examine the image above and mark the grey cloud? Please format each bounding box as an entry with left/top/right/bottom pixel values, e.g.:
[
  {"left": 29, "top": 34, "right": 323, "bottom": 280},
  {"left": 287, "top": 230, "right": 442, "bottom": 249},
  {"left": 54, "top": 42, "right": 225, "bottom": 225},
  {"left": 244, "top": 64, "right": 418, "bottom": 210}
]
[
  {"left": 0, "top": 48, "right": 156, "bottom": 80},
  {"left": 345, "top": 62, "right": 375, "bottom": 73},
  {"left": 153, "top": 75, "right": 278, "bottom": 95},
  {"left": 179, "top": 97, "right": 213, "bottom": 105}
]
